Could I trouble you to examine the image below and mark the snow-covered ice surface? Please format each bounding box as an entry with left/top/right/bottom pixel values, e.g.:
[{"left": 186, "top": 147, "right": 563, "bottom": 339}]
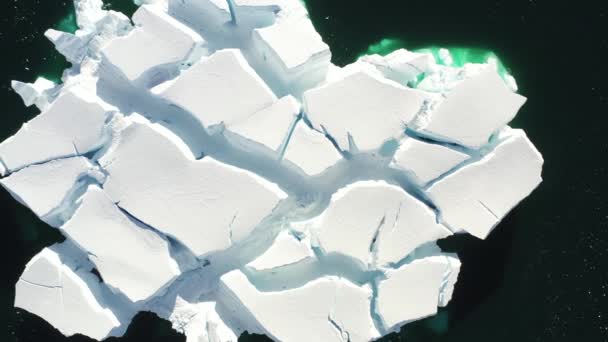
[{"left": 4, "top": 0, "right": 543, "bottom": 340}]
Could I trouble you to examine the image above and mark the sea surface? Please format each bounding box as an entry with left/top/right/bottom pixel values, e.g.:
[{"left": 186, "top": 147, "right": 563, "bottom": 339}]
[{"left": 2, "top": 0, "right": 607, "bottom": 341}]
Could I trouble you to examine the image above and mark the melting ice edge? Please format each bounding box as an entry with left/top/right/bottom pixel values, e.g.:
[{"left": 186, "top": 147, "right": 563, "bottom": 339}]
[{"left": 3, "top": 0, "right": 543, "bottom": 341}]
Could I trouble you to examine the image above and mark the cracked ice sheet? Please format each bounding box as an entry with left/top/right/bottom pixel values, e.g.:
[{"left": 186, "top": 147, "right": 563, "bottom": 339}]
[
  {"left": 98, "top": 118, "right": 287, "bottom": 257},
  {"left": 61, "top": 185, "right": 181, "bottom": 302},
  {"left": 427, "top": 129, "right": 543, "bottom": 238},
  {"left": 0, "top": 90, "right": 113, "bottom": 176},
  {"left": 219, "top": 270, "right": 379, "bottom": 342},
  {"left": 4, "top": 0, "right": 545, "bottom": 340},
  {"left": 15, "top": 247, "right": 120, "bottom": 340},
  {"left": 295, "top": 180, "right": 452, "bottom": 269}
]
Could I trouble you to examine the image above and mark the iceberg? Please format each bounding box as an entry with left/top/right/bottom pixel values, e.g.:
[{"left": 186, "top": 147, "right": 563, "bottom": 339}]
[{"left": 4, "top": 0, "right": 543, "bottom": 340}]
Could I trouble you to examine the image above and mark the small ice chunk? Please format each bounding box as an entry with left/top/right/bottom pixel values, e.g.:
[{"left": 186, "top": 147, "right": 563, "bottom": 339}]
[
  {"left": 0, "top": 157, "right": 95, "bottom": 220},
  {"left": 422, "top": 68, "right": 527, "bottom": 148},
  {"left": 427, "top": 129, "right": 543, "bottom": 238},
  {"left": 61, "top": 185, "right": 180, "bottom": 302},
  {"left": 101, "top": 5, "right": 205, "bottom": 83},
  {"left": 360, "top": 49, "right": 433, "bottom": 85},
  {"left": 0, "top": 90, "right": 112, "bottom": 176},
  {"left": 282, "top": 120, "right": 342, "bottom": 176},
  {"left": 438, "top": 257, "right": 461, "bottom": 307},
  {"left": 168, "top": 0, "right": 232, "bottom": 36},
  {"left": 246, "top": 230, "right": 315, "bottom": 271},
  {"left": 303, "top": 69, "right": 425, "bottom": 151},
  {"left": 74, "top": 0, "right": 106, "bottom": 30},
  {"left": 300, "top": 181, "right": 451, "bottom": 268},
  {"left": 219, "top": 270, "right": 379, "bottom": 342},
  {"left": 391, "top": 138, "right": 469, "bottom": 184},
  {"left": 170, "top": 298, "right": 238, "bottom": 342},
  {"left": 15, "top": 248, "right": 120, "bottom": 340},
  {"left": 376, "top": 256, "right": 459, "bottom": 332},
  {"left": 45, "top": 29, "right": 88, "bottom": 64},
  {"left": 11, "top": 77, "right": 55, "bottom": 109},
  {"left": 158, "top": 49, "right": 277, "bottom": 129},
  {"left": 99, "top": 121, "right": 287, "bottom": 257},
  {"left": 226, "top": 96, "right": 300, "bottom": 153}
]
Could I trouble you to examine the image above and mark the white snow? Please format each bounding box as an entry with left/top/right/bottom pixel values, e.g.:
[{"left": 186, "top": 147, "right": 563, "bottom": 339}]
[
  {"left": 61, "top": 185, "right": 181, "bottom": 302},
  {"left": 303, "top": 69, "right": 426, "bottom": 151},
  {"left": 219, "top": 270, "right": 379, "bottom": 342},
  {"left": 421, "top": 68, "right": 527, "bottom": 148},
  {"left": 0, "top": 90, "right": 112, "bottom": 176},
  {"left": 391, "top": 138, "right": 470, "bottom": 184},
  {"left": 15, "top": 248, "right": 120, "bottom": 340},
  {"left": 282, "top": 120, "right": 342, "bottom": 176},
  {"left": 99, "top": 121, "right": 287, "bottom": 257},
  {"left": 427, "top": 129, "right": 543, "bottom": 238}
]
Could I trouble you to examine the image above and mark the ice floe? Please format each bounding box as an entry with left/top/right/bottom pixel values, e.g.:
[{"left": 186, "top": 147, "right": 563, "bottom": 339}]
[{"left": 4, "top": 0, "right": 543, "bottom": 340}]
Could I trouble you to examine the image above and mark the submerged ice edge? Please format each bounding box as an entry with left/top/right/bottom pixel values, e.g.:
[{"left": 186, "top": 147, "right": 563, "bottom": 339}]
[{"left": 4, "top": 0, "right": 543, "bottom": 341}]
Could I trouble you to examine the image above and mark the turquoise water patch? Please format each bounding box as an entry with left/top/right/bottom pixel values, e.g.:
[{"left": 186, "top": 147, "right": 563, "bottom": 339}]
[{"left": 360, "top": 38, "right": 511, "bottom": 79}]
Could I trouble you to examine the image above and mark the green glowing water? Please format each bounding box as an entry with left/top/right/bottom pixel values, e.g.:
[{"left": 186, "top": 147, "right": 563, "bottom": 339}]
[{"left": 361, "top": 38, "right": 511, "bottom": 80}]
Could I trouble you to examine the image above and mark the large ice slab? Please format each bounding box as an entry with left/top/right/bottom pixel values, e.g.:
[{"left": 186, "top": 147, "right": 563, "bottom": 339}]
[
  {"left": 61, "top": 185, "right": 180, "bottom": 302},
  {"left": 427, "top": 129, "right": 543, "bottom": 238},
  {"left": 219, "top": 270, "right": 379, "bottom": 342},
  {"left": 0, "top": 90, "right": 112, "bottom": 176},
  {"left": 421, "top": 68, "right": 527, "bottom": 148},
  {"left": 250, "top": 10, "right": 331, "bottom": 93},
  {"left": 375, "top": 256, "right": 459, "bottom": 332},
  {"left": 99, "top": 120, "right": 287, "bottom": 257},
  {"left": 15, "top": 247, "right": 120, "bottom": 340},
  {"left": 303, "top": 69, "right": 425, "bottom": 151},
  {"left": 298, "top": 181, "right": 452, "bottom": 269},
  {"left": 157, "top": 49, "right": 277, "bottom": 130},
  {"left": 101, "top": 5, "right": 205, "bottom": 85},
  {"left": 391, "top": 138, "right": 470, "bottom": 184}
]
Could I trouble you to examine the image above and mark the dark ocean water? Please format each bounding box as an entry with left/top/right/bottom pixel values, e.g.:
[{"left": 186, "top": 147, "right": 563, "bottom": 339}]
[{"left": 2, "top": 0, "right": 607, "bottom": 341}]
